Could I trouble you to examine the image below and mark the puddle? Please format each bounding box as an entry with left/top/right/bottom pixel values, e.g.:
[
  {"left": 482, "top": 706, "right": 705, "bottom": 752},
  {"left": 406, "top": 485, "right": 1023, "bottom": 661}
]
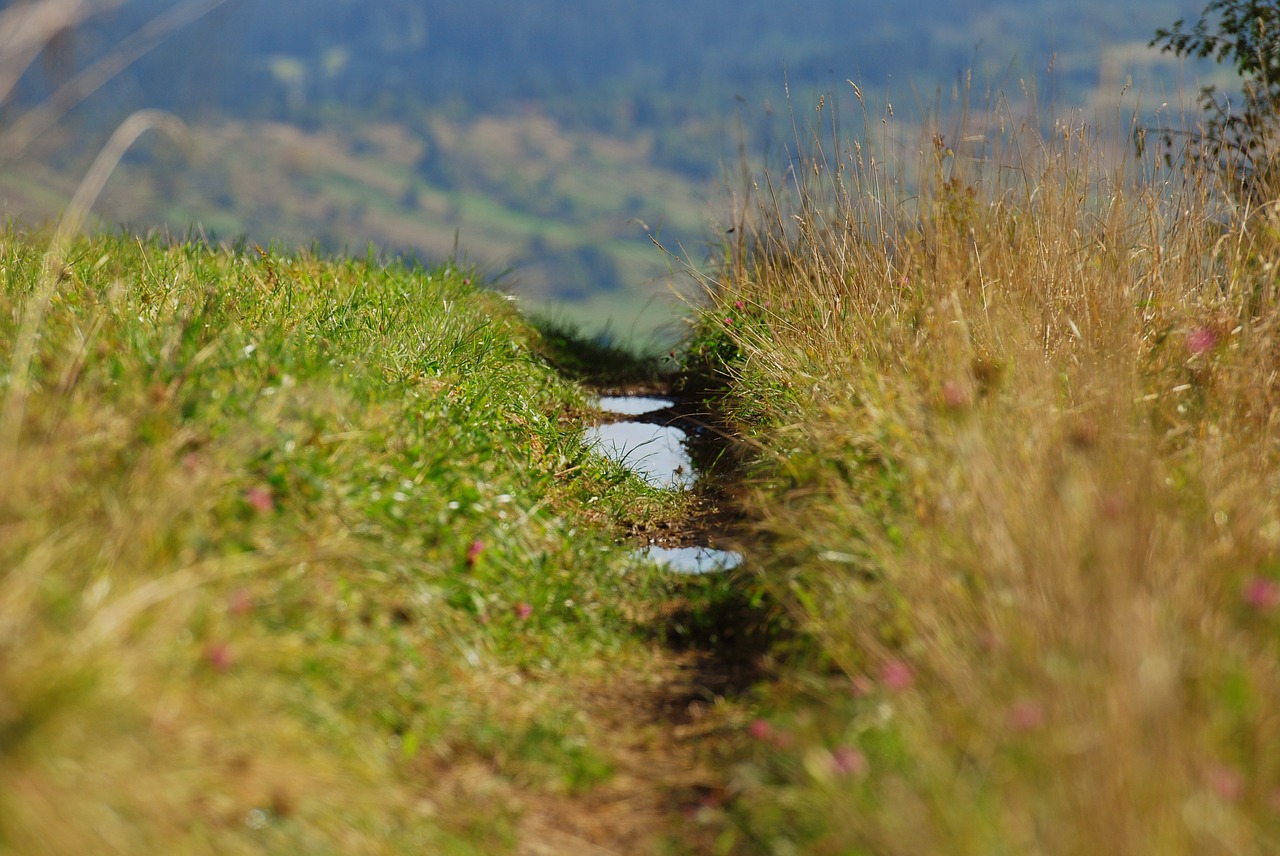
[
  {"left": 588, "top": 394, "right": 740, "bottom": 573},
  {"left": 584, "top": 420, "right": 695, "bottom": 490},
  {"left": 641, "top": 545, "right": 743, "bottom": 574},
  {"left": 598, "top": 396, "right": 674, "bottom": 416}
]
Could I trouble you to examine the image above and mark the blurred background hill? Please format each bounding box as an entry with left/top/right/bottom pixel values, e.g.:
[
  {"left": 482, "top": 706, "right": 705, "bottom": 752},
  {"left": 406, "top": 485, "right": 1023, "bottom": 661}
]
[{"left": 0, "top": 0, "right": 1213, "bottom": 338}]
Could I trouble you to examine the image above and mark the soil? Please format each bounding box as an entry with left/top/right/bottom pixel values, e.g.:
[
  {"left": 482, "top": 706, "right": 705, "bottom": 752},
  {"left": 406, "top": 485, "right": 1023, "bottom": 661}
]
[{"left": 517, "top": 649, "right": 742, "bottom": 855}]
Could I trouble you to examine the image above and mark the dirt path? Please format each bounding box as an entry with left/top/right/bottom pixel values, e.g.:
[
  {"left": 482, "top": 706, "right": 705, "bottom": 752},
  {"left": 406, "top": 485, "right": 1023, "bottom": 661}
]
[
  {"left": 516, "top": 387, "right": 759, "bottom": 855},
  {"left": 517, "top": 648, "right": 740, "bottom": 855}
]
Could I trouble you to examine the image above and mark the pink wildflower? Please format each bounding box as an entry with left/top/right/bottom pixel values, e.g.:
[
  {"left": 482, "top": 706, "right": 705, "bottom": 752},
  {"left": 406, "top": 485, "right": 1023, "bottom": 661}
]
[
  {"left": 1244, "top": 577, "right": 1280, "bottom": 611},
  {"left": 204, "top": 642, "right": 233, "bottom": 672},
  {"left": 1097, "top": 493, "right": 1127, "bottom": 520},
  {"left": 514, "top": 602, "right": 533, "bottom": 621},
  {"left": 1208, "top": 764, "right": 1243, "bottom": 801},
  {"left": 227, "top": 588, "right": 254, "bottom": 618},
  {"left": 748, "top": 719, "right": 773, "bottom": 741},
  {"left": 465, "top": 540, "right": 484, "bottom": 567},
  {"left": 879, "top": 658, "right": 915, "bottom": 692},
  {"left": 1007, "top": 699, "right": 1046, "bottom": 732},
  {"left": 1187, "top": 326, "right": 1217, "bottom": 355},
  {"left": 830, "top": 746, "right": 868, "bottom": 778},
  {"left": 941, "top": 380, "right": 970, "bottom": 409},
  {"left": 245, "top": 486, "right": 274, "bottom": 513}
]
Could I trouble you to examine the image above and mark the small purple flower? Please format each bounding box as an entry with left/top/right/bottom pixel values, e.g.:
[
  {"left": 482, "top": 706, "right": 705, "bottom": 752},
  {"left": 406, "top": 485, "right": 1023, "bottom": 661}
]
[
  {"left": 1007, "top": 699, "right": 1046, "bottom": 732},
  {"left": 1208, "top": 764, "right": 1243, "bottom": 801},
  {"left": 514, "top": 602, "right": 533, "bottom": 621},
  {"left": 227, "top": 588, "right": 254, "bottom": 618},
  {"left": 941, "top": 380, "right": 970, "bottom": 409}
]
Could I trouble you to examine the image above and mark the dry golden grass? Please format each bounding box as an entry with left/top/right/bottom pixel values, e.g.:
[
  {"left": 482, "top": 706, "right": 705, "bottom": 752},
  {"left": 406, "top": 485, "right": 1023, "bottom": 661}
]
[{"left": 700, "top": 95, "right": 1280, "bottom": 854}]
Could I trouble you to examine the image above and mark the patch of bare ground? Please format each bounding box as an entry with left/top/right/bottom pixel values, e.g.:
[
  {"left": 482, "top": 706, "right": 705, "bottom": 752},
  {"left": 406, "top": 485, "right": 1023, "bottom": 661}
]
[{"left": 517, "top": 647, "right": 743, "bottom": 855}]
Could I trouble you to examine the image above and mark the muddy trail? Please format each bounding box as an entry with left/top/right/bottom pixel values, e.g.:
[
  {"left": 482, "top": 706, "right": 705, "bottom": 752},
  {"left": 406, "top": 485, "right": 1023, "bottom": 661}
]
[{"left": 517, "top": 374, "right": 774, "bottom": 855}]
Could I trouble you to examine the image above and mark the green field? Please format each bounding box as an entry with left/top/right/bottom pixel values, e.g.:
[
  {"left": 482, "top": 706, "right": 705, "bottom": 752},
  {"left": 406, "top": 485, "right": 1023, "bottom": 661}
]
[{"left": 0, "top": 231, "right": 743, "bottom": 854}]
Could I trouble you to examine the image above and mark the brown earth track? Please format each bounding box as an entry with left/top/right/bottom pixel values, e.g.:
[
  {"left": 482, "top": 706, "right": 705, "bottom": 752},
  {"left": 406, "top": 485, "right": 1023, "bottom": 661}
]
[
  {"left": 516, "top": 648, "right": 738, "bottom": 855},
  {"left": 515, "top": 383, "right": 763, "bottom": 855}
]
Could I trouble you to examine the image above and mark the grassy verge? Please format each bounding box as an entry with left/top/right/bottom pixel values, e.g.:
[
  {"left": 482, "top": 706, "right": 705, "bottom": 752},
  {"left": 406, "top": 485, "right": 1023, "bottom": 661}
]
[
  {"left": 0, "top": 231, "right": 706, "bottom": 853},
  {"left": 693, "top": 104, "right": 1280, "bottom": 854}
]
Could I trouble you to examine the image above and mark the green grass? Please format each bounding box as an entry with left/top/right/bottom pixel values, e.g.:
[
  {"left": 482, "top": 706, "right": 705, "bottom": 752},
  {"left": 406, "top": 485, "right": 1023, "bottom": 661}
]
[
  {"left": 0, "top": 229, "right": 697, "bottom": 854},
  {"left": 23, "top": 85, "right": 1279, "bottom": 855}
]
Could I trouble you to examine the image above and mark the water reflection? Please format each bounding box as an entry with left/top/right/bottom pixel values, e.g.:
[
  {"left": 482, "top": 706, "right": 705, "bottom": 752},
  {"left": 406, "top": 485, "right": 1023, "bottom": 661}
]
[
  {"left": 641, "top": 545, "right": 743, "bottom": 574},
  {"left": 587, "top": 394, "right": 741, "bottom": 574},
  {"left": 597, "top": 396, "right": 674, "bottom": 416},
  {"left": 584, "top": 421, "right": 694, "bottom": 490}
]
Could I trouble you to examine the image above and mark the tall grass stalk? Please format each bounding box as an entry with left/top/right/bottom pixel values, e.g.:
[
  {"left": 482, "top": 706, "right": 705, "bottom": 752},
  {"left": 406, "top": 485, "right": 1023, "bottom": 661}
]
[
  {"left": 2, "top": 108, "right": 187, "bottom": 462},
  {"left": 0, "top": 0, "right": 228, "bottom": 161},
  {"left": 704, "top": 91, "right": 1280, "bottom": 854}
]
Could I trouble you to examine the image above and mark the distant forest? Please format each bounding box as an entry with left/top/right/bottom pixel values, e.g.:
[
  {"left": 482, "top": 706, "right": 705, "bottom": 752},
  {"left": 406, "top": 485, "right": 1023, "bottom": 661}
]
[
  {"left": 1, "top": 0, "right": 1211, "bottom": 326},
  {"left": 17, "top": 0, "right": 1197, "bottom": 176}
]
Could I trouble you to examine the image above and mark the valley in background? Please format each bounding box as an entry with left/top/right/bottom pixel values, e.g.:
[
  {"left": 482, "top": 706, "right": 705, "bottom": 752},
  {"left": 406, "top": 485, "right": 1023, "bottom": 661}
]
[{"left": 0, "top": 0, "right": 1219, "bottom": 336}]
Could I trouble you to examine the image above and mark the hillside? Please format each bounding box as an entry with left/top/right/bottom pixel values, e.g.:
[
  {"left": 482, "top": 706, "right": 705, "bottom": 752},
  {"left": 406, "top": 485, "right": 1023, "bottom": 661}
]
[
  {"left": 684, "top": 93, "right": 1280, "bottom": 853},
  {"left": 9, "top": 97, "right": 1280, "bottom": 851},
  {"left": 0, "top": 230, "right": 755, "bottom": 854},
  {"left": 7, "top": 1, "right": 1280, "bottom": 853},
  {"left": 0, "top": 0, "right": 1213, "bottom": 335}
]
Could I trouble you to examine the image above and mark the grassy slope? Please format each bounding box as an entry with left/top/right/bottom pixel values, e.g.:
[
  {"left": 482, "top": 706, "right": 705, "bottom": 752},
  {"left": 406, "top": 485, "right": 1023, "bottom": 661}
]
[
  {"left": 694, "top": 106, "right": 1280, "bottom": 854},
  {"left": 0, "top": 231, "right": 728, "bottom": 853}
]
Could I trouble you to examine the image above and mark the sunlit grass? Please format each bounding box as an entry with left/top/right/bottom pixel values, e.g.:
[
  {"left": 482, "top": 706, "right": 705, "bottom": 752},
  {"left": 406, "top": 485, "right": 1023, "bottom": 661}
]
[
  {"left": 694, "top": 95, "right": 1280, "bottom": 854},
  {"left": 0, "top": 232, "right": 690, "bottom": 853}
]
